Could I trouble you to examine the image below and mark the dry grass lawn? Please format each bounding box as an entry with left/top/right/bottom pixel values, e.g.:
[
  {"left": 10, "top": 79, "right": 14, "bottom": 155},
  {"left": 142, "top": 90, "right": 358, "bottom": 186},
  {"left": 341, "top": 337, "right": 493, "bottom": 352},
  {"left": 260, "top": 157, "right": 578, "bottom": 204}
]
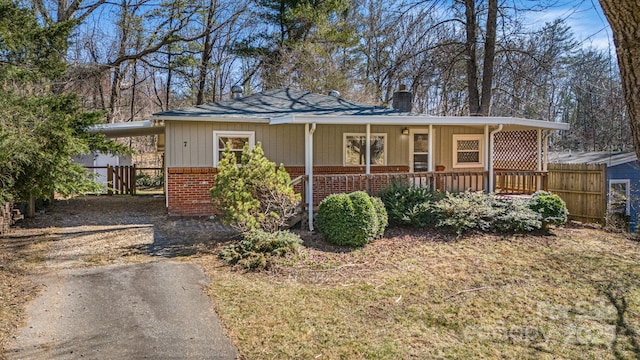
[
  {"left": 197, "top": 225, "right": 640, "bottom": 359},
  {"left": 2, "top": 196, "right": 639, "bottom": 359}
]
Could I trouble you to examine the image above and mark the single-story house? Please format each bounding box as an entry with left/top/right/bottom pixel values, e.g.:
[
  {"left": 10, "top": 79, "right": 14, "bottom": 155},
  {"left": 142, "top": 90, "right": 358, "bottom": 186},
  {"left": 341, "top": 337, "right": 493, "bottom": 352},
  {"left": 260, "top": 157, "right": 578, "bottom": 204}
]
[
  {"left": 93, "top": 87, "right": 569, "bottom": 230},
  {"left": 549, "top": 151, "right": 639, "bottom": 232}
]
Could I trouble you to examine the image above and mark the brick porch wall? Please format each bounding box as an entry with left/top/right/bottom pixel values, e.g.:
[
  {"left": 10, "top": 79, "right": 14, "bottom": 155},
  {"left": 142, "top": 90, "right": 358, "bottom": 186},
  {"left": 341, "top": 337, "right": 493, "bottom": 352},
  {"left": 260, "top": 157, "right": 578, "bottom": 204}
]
[{"left": 166, "top": 165, "right": 409, "bottom": 216}]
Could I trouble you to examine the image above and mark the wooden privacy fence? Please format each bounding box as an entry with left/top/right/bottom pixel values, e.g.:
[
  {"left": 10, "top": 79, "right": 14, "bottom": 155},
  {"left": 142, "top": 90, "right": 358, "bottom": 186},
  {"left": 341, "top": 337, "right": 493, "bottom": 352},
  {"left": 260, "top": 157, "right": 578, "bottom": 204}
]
[
  {"left": 547, "top": 163, "right": 607, "bottom": 224},
  {"left": 107, "top": 165, "right": 136, "bottom": 195}
]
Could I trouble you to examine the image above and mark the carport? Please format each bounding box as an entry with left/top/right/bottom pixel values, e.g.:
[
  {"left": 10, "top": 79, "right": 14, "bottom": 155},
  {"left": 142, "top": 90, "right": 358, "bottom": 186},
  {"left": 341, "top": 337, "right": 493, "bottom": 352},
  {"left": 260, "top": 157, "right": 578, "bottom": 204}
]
[{"left": 88, "top": 120, "right": 166, "bottom": 196}]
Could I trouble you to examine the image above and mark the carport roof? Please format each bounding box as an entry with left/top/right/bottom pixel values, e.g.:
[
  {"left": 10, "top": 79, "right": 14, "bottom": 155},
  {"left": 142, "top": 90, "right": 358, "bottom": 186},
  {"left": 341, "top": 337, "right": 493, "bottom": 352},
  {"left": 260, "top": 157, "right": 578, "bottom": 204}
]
[{"left": 89, "top": 120, "right": 164, "bottom": 138}]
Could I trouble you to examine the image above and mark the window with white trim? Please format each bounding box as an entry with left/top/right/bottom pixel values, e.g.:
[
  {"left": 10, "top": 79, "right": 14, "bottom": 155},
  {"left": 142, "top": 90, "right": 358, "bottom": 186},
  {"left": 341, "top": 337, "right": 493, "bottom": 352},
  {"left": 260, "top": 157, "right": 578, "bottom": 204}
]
[
  {"left": 343, "top": 133, "right": 387, "bottom": 166},
  {"left": 410, "top": 129, "right": 429, "bottom": 172},
  {"left": 609, "top": 179, "right": 630, "bottom": 215},
  {"left": 453, "top": 134, "right": 483, "bottom": 168},
  {"left": 213, "top": 131, "right": 255, "bottom": 167}
]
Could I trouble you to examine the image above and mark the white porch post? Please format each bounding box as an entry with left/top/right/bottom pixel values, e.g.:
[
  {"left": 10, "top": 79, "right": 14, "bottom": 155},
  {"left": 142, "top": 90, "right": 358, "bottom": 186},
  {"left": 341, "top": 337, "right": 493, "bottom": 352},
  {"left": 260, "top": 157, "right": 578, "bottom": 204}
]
[
  {"left": 543, "top": 131, "right": 550, "bottom": 171},
  {"left": 536, "top": 129, "right": 543, "bottom": 191},
  {"left": 365, "top": 123, "right": 371, "bottom": 175},
  {"left": 484, "top": 125, "right": 490, "bottom": 191},
  {"left": 537, "top": 129, "right": 542, "bottom": 171},
  {"left": 489, "top": 125, "right": 503, "bottom": 193},
  {"left": 305, "top": 123, "right": 316, "bottom": 231},
  {"left": 428, "top": 124, "right": 433, "bottom": 172}
]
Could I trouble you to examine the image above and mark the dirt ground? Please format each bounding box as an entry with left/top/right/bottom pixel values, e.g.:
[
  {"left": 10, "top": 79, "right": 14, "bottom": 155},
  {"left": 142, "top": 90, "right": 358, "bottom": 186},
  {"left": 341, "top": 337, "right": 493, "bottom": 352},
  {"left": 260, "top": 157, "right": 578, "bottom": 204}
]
[{"left": 0, "top": 195, "right": 239, "bottom": 358}]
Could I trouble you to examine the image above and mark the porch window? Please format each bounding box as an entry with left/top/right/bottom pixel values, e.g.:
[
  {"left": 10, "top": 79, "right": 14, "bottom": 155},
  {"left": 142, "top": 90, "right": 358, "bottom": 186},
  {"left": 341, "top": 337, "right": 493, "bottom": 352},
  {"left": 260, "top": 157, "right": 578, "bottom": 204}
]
[
  {"left": 343, "top": 133, "right": 387, "bottom": 166},
  {"left": 213, "top": 131, "right": 255, "bottom": 167},
  {"left": 453, "top": 134, "right": 483, "bottom": 168}
]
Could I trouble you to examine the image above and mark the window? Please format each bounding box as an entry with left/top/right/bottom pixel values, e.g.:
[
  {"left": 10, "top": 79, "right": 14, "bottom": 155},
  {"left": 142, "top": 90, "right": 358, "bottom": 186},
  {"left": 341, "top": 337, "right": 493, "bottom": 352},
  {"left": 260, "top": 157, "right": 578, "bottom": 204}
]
[
  {"left": 410, "top": 130, "right": 429, "bottom": 172},
  {"left": 343, "top": 133, "right": 387, "bottom": 166},
  {"left": 453, "top": 134, "right": 483, "bottom": 168},
  {"left": 213, "top": 131, "right": 255, "bottom": 167},
  {"left": 609, "top": 179, "right": 630, "bottom": 215}
]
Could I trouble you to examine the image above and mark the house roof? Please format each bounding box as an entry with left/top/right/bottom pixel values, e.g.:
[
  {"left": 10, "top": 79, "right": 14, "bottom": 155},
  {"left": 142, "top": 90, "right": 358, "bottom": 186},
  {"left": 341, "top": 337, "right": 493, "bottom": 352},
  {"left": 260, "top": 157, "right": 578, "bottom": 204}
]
[
  {"left": 152, "top": 88, "right": 569, "bottom": 131},
  {"left": 153, "top": 88, "right": 403, "bottom": 121},
  {"left": 548, "top": 151, "right": 638, "bottom": 167}
]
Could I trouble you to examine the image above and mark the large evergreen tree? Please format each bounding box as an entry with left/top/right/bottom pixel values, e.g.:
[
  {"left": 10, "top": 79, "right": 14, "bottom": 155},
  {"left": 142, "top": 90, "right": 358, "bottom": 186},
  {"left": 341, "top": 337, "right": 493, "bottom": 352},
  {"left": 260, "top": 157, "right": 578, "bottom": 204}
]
[{"left": 0, "top": 0, "right": 126, "bottom": 203}]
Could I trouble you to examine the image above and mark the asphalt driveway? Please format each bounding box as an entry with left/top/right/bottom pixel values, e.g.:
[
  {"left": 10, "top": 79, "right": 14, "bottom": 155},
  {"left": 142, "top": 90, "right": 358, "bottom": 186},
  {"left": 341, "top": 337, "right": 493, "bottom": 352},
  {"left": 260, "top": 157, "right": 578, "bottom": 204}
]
[{"left": 6, "top": 261, "right": 238, "bottom": 359}]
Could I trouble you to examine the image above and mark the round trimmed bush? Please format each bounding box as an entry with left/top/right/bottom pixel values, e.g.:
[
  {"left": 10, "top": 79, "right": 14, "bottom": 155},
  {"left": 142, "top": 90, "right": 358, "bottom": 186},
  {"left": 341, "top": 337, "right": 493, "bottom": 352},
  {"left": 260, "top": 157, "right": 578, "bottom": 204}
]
[
  {"left": 316, "top": 191, "right": 388, "bottom": 247},
  {"left": 370, "top": 196, "right": 388, "bottom": 238},
  {"left": 529, "top": 191, "right": 568, "bottom": 230}
]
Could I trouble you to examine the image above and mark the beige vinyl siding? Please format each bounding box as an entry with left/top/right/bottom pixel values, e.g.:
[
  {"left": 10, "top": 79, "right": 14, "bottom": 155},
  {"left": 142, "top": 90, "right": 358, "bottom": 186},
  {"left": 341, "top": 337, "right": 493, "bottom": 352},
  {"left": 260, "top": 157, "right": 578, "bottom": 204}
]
[
  {"left": 166, "top": 121, "right": 305, "bottom": 167},
  {"left": 166, "top": 120, "right": 486, "bottom": 171},
  {"left": 313, "top": 125, "right": 409, "bottom": 165},
  {"left": 432, "top": 125, "right": 484, "bottom": 171}
]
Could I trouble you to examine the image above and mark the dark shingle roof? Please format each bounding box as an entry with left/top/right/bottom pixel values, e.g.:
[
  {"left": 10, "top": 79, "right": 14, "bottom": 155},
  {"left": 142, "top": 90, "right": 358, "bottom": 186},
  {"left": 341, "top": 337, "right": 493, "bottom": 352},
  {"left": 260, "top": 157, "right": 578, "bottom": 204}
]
[{"left": 153, "top": 88, "right": 404, "bottom": 119}]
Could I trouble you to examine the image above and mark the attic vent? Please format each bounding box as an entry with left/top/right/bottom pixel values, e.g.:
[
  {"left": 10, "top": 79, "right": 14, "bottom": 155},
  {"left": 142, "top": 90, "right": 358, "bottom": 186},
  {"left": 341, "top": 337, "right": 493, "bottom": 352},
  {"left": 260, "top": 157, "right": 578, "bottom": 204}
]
[
  {"left": 231, "top": 85, "right": 244, "bottom": 99},
  {"left": 328, "top": 90, "right": 340, "bottom": 98}
]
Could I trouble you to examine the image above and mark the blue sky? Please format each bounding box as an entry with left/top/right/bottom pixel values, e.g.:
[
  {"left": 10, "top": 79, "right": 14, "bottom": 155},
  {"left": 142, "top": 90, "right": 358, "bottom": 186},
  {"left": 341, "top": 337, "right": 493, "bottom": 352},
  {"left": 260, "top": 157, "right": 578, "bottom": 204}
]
[{"left": 524, "top": 0, "right": 613, "bottom": 51}]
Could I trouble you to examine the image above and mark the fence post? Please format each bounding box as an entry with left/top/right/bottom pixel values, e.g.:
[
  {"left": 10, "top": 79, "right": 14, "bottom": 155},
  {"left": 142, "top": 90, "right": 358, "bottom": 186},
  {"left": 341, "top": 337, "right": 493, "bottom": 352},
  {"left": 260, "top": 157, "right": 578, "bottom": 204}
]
[
  {"left": 107, "top": 165, "right": 113, "bottom": 195},
  {"left": 27, "top": 193, "right": 35, "bottom": 218},
  {"left": 131, "top": 164, "right": 137, "bottom": 195},
  {"left": 601, "top": 164, "right": 608, "bottom": 225}
]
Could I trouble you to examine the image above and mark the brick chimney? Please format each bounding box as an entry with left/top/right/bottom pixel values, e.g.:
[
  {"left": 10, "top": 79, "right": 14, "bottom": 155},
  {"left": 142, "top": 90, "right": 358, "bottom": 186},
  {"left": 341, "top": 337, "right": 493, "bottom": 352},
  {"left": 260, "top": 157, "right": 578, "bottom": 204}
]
[{"left": 392, "top": 84, "right": 412, "bottom": 112}]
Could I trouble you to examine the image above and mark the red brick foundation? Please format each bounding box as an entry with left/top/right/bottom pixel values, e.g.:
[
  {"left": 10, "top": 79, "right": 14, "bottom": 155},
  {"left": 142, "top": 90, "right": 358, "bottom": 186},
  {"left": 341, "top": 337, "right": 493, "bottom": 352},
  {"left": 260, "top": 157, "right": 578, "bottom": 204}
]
[
  {"left": 167, "top": 165, "right": 409, "bottom": 216},
  {"left": 167, "top": 168, "right": 218, "bottom": 216}
]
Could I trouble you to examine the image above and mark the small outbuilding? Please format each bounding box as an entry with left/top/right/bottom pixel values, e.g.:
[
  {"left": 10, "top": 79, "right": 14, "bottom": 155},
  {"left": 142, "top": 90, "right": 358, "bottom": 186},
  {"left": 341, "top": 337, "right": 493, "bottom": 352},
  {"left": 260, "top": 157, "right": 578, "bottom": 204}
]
[{"left": 74, "top": 151, "right": 132, "bottom": 191}]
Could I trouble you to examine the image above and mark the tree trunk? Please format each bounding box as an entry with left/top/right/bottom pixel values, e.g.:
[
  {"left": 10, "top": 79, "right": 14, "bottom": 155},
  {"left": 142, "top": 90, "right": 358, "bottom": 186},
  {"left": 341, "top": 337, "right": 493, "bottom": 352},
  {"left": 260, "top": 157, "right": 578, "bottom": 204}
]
[
  {"left": 479, "top": 0, "right": 497, "bottom": 116},
  {"left": 464, "top": 0, "right": 481, "bottom": 115},
  {"left": 196, "top": 0, "right": 217, "bottom": 105},
  {"left": 599, "top": 0, "right": 640, "bottom": 160}
]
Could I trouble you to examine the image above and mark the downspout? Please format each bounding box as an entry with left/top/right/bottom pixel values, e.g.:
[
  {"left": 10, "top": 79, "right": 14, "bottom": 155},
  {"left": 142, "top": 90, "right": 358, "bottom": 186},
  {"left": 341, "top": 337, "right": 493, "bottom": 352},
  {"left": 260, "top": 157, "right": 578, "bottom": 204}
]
[
  {"left": 488, "top": 124, "right": 503, "bottom": 193},
  {"left": 307, "top": 122, "right": 317, "bottom": 231}
]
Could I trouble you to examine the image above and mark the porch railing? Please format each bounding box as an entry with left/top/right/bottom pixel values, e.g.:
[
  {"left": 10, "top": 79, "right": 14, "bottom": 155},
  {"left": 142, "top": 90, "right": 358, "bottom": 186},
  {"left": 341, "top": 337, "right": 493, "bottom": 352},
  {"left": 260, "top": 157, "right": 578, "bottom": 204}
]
[
  {"left": 494, "top": 170, "right": 548, "bottom": 195},
  {"left": 296, "top": 170, "right": 547, "bottom": 206}
]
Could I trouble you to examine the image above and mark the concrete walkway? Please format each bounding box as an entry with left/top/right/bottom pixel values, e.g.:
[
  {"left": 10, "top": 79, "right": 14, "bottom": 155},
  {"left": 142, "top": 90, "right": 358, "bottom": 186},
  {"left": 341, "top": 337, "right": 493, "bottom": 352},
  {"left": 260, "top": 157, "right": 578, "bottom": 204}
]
[{"left": 6, "top": 262, "right": 238, "bottom": 360}]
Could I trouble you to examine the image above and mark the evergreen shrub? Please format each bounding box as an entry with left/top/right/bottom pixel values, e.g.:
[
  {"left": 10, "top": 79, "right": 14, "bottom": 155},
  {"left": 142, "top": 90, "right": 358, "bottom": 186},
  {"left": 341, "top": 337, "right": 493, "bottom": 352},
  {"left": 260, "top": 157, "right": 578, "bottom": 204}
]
[
  {"left": 218, "top": 229, "right": 302, "bottom": 270},
  {"left": 378, "top": 180, "right": 435, "bottom": 227},
  {"left": 210, "top": 143, "right": 300, "bottom": 233},
  {"left": 528, "top": 191, "right": 568, "bottom": 230},
  {"left": 316, "top": 191, "right": 388, "bottom": 247}
]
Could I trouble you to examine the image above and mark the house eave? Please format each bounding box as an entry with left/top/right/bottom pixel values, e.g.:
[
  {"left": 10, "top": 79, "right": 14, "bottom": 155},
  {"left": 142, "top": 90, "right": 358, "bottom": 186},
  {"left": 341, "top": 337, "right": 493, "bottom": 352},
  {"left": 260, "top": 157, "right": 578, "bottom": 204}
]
[
  {"left": 152, "top": 114, "right": 270, "bottom": 124},
  {"left": 269, "top": 115, "right": 570, "bottom": 130}
]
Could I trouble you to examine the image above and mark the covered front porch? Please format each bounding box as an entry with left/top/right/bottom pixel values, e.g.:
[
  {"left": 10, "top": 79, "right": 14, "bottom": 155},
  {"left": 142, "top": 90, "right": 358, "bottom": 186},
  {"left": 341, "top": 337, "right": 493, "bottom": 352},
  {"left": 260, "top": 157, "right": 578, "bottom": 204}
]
[
  {"left": 293, "top": 169, "right": 548, "bottom": 205},
  {"left": 268, "top": 115, "right": 568, "bottom": 231}
]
